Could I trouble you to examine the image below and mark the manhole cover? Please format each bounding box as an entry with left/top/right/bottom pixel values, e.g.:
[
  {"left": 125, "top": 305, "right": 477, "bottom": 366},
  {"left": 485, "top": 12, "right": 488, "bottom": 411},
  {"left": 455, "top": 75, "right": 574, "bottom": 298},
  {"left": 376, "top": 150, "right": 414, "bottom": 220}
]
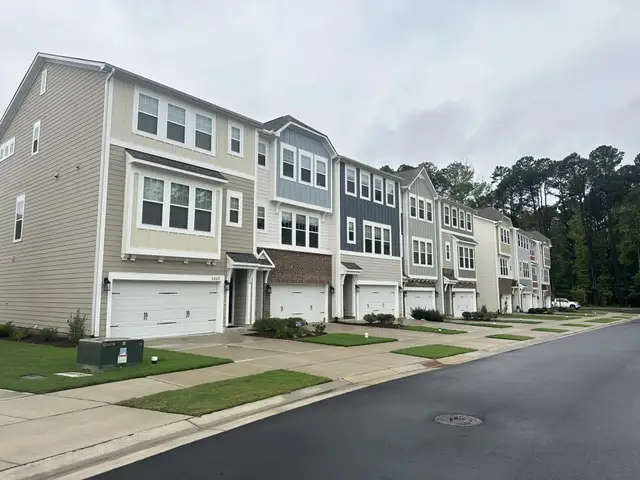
[
  {"left": 435, "top": 414, "right": 482, "bottom": 427},
  {"left": 21, "top": 374, "right": 46, "bottom": 380}
]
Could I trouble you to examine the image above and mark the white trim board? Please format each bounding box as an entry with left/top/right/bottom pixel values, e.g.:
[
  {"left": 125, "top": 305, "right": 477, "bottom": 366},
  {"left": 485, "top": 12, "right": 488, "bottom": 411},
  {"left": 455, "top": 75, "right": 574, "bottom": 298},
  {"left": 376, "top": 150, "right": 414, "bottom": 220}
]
[{"left": 404, "top": 286, "right": 435, "bottom": 292}]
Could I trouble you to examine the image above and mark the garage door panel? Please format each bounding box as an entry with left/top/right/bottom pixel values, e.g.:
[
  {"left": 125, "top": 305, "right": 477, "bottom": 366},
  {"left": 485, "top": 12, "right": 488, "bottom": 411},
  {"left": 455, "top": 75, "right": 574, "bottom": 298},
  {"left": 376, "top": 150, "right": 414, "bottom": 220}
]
[
  {"left": 405, "top": 290, "right": 435, "bottom": 316},
  {"left": 453, "top": 291, "right": 474, "bottom": 318},
  {"left": 358, "top": 285, "right": 396, "bottom": 318},
  {"left": 270, "top": 285, "right": 326, "bottom": 323}
]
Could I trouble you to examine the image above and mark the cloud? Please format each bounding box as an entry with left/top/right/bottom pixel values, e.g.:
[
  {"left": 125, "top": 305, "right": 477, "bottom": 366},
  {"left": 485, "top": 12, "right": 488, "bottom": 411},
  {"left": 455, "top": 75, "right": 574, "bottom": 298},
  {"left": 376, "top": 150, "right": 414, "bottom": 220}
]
[{"left": 1, "top": 0, "right": 639, "bottom": 178}]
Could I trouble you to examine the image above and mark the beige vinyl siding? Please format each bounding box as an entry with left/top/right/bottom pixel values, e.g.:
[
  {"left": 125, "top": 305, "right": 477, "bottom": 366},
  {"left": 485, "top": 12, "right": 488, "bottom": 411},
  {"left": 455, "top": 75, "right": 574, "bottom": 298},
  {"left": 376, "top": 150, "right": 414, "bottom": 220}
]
[
  {"left": 0, "top": 62, "right": 106, "bottom": 330},
  {"left": 99, "top": 145, "right": 255, "bottom": 335},
  {"left": 341, "top": 254, "right": 401, "bottom": 283}
]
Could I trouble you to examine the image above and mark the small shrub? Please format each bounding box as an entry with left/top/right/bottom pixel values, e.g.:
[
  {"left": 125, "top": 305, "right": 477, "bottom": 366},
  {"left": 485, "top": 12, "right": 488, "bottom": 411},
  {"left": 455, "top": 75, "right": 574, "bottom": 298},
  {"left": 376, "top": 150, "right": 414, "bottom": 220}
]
[
  {"left": 411, "top": 308, "right": 444, "bottom": 322},
  {"left": 377, "top": 313, "right": 396, "bottom": 325},
  {"left": 527, "top": 308, "right": 536, "bottom": 314},
  {"left": 252, "top": 317, "right": 309, "bottom": 339},
  {"left": 489, "top": 311, "right": 499, "bottom": 319},
  {"left": 67, "top": 309, "right": 87, "bottom": 344},
  {"left": 363, "top": 313, "right": 377, "bottom": 324},
  {"left": 10, "top": 327, "right": 28, "bottom": 341},
  {"left": 40, "top": 327, "right": 58, "bottom": 342},
  {"left": 462, "top": 311, "right": 472, "bottom": 320},
  {"left": 480, "top": 305, "right": 488, "bottom": 315},
  {"left": 313, "top": 323, "right": 327, "bottom": 335},
  {"left": 0, "top": 321, "right": 15, "bottom": 338},
  {"left": 252, "top": 317, "right": 276, "bottom": 333}
]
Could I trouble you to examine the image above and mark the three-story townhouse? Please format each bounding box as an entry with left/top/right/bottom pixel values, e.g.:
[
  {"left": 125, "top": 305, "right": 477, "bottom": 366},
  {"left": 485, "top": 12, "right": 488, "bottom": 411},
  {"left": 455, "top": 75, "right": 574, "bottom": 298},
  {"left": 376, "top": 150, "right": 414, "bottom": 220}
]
[
  {"left": 437, "top": 199, "right": 478, "bottom": 317},
  {"left": 514, "top": 229, "right": 535, "bottom": 311},
  {"left": 255, "top": 116, "right": 338, "bottom": 324},
  {"left": 395, "top": 167, "right": 439, "bottom": 315},
  {"left": 337, "top": 157, "right": 402, "bottom": 320},
  {"left": 528, "top": 231, "right": 552, "bottom": 308},
  {"left": 474, "top": 207, "right": 518, "bottom": 313},
  {"left": 0, "top": 53, "right": 266, "bottom": 339}
]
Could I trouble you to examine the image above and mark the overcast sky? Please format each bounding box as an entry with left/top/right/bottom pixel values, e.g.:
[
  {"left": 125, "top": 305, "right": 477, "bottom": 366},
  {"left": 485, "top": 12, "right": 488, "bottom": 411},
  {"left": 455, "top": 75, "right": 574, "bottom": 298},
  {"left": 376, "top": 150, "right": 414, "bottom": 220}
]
[{"left": 2, "top": 0, "right": 639, "bottom": 179}]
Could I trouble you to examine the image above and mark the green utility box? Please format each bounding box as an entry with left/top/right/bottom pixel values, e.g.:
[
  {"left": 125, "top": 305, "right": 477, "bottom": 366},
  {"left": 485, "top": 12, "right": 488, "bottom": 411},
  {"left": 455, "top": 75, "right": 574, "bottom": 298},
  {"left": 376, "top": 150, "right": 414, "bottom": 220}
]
[{"left": 77, "top": 338, "right": 144, "bottom": 371}]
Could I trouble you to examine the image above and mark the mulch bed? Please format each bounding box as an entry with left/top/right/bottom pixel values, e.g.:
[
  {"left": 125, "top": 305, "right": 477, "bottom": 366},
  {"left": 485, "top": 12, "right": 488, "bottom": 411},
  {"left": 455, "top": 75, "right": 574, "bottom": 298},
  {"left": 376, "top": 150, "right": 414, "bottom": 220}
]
[{"left": 0, "top": 335, "right": 76, "bottom": 348}]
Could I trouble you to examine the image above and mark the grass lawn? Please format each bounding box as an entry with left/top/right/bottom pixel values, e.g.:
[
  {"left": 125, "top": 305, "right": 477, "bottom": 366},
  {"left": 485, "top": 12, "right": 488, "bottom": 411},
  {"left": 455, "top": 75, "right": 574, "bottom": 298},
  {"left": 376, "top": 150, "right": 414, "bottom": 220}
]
[
  {"left": 405, "top": 325, "right": 467, "bottom": 335},
  {"left": 456, "top": 322, "right": 513, "bottom": 329},
  {"left": 391, "top": 344, "right": 476, "bottom": 359},
  {"left": 498, "top": 314, "right": 577, "bottom": 321},
  {"left": 486, "top": 334, "right": 535, "bottom": 341},
  {"left": 297, "top": 333, "right": 397, "bottom": 347},
  {"left": 0, "top": 341, "right": 232, "bottom": 394},
  {"left": 562, "top": 323, "right": 591, "bottom": 327},
  {"left": 531, "top": 327, "right": 569, "bottom": 333},
  {"left": 119, "top": 370, "right": 330, "bottom": 416},
  {"left": 586, "top": 318, "right": 620, "bottom": 324},
  {"left": 501, "top": 320, "right": 544, "bottom": 325}
]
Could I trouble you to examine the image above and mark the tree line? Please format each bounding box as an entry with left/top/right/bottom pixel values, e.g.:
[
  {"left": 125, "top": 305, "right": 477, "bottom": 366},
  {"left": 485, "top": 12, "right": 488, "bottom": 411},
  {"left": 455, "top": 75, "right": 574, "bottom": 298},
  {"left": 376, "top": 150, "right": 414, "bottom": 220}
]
[{"left": 380, "top": 146, "right": 640, "bottom": 306}]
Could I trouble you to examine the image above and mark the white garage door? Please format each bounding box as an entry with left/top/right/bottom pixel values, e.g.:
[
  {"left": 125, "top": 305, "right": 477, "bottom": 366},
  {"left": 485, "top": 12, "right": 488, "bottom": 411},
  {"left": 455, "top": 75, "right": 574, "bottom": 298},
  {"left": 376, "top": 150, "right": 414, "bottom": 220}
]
[
  {"left": 270, "top": 284, "right": 326, "bottom": 323},
  {"left": 522, "top": 293, "right": 533, "bottom": 311},
  {"left": 359, "top": 285, "right": 396, "bottom": 319},
  {"left": 405, "top": 290, "right": 435, "bottom": 318},
  {"left": 110, "top": 280, "right": 219, "bottom": 339},
  {"left": 453, "top": 291, "right": 474, "bottom": 318}
]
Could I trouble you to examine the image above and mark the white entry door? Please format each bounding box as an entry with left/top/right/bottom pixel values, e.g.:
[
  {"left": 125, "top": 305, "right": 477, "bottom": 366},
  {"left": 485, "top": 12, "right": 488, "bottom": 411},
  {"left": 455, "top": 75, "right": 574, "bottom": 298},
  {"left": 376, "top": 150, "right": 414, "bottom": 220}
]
[
  {"left": 500, "top": 294, "right": 512, "bottom": 313},
  {"left": 405, "top": 290, "right": 435, "bottom": 318},
  {"left": 270, "top": 284, "right": 326, "bottom": 323},
  {"left": 522, "top": 292, "right": 533, "bottom": 311},
  {"left": 110, "top": 280, "right": 219, "bottom": 339},
  {"left": 453, "top": 291, "right": 474, "bottom": 318},
  {"left": 358, "top": 285, "right": 396, "bottom": 319}
]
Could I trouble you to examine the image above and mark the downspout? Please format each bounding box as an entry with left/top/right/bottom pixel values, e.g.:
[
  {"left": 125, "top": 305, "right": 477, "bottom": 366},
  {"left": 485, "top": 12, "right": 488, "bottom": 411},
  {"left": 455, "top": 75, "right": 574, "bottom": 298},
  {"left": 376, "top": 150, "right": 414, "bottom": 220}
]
[
  {"left": 436, "top": 199, "right": 445, "bottom": 313},
  {"left": 91, "top": 66, "right": 115, "bottom": 337}
]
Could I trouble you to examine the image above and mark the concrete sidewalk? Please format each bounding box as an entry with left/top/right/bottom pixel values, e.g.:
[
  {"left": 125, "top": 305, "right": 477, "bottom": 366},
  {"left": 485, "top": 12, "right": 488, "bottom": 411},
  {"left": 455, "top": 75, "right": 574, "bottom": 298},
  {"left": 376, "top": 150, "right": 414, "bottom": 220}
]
[{"left": 0, "top": 312, "right": 632, "bottom": 479}]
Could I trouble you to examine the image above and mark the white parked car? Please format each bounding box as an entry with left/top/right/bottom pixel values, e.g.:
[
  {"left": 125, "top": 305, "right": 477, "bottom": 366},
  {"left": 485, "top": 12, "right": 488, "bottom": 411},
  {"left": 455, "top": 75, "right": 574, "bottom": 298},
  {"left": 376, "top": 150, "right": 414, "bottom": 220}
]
[{"left": 553, "top": 298, "right": 581, "bottom": 310}]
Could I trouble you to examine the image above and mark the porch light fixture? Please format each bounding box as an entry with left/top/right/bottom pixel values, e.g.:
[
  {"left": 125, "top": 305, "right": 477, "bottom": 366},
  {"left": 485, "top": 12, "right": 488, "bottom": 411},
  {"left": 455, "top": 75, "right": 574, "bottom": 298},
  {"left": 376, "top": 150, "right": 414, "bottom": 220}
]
[
  {"left": 224, "top": 280, "right": 230, "bottom": 291},
  {"left": 435, "top": 290, "right": 439, "bottom": 296},
  {"left": 398, "top": 285, "right": 403, "bottom": 292},
  {"left": 102, "top": 278, "right": 111, "bottom": 292},
  {"left": 265, "top": 284, "right": 272, "bottom": 294},
  {"left": 329, "top": 286, "right": 335, "bottom": 294},
  {"left": 355, "top": 285, "right": 360, "bottom": 292}
]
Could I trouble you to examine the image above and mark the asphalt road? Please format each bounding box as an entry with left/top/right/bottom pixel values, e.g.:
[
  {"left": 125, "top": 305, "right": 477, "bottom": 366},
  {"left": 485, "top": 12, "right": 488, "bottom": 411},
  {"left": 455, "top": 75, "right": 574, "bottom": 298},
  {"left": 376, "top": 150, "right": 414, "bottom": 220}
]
[{"left": 93, "top": 321, "right": 640, "bottom": 480}]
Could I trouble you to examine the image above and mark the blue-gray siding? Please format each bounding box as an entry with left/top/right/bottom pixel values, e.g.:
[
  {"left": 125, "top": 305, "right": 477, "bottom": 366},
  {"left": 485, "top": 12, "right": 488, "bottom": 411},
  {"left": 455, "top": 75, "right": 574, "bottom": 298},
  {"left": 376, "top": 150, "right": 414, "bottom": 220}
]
[
  {"left": 441, "top": 201, "right": 474, "bottom": 235},
  {"left": 339, "top": 162, "right": 400, "bottom": 255},
  {"left": 406, "top": 177, "right": 437, "bottom": 277},
  {"left": 275, "top": 126, "right": 332, "bottom": 209}
]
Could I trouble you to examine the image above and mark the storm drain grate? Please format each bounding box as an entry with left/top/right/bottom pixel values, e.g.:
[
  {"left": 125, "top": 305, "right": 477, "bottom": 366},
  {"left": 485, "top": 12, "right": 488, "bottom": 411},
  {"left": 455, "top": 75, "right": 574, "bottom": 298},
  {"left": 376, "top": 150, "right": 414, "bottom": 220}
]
[
  {"left": 421, "top": 360, "right": 443, "bottom": 368},
  {"left": 435, "top": 414, "right": 482, "bottom": 427}
]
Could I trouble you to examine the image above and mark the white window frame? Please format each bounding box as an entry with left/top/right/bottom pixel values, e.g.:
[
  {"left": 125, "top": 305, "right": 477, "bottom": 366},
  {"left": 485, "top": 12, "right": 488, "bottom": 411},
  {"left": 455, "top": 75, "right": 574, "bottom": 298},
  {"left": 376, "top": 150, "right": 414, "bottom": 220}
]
[
  {"left": 373, "top": 175, "right": 384, "bottom": 204},
  {"left": 136, "top": 171, "right": 219, "bottom": 237},
  {"left": 40, "top": 68, "right": 47, "bottom": 95},
  {"left": 228, "top": 122, "right": 244, "bottom": 157},
  {"left": 444, "top": 205, "right": 450, "bottom": 226},
  {"left": 346, "top": 216, "right": 357, "bottom": 244},
  {"left": 520, "top": 261, "right": 530, "bottom": 278},
  {"left": 345, "top": 166, "right": 357, "bottom": 196},
  {"left": 135, "top": 92, "right": 160, "bottom": 137},
  {"left": 412, "top": 237, "right": 434, "bottom": 266},
  {"left": 500, "top": 228, "right": 510, "bottom": 245},
  {"left": 298, "top": 149, "right": 314, "bottom": 186},
  {"left": 543, "top": 268, "right": 550, "bottom": 283},
  {"left": 445, "top": 241, "right": 451, "bottom": 261},
  {"left": 500, "top": 257, "right": 509, "bottom": 276},
  {"left": 363, "top": 220, "right": 392, "bottom": 256},
  {"left": 32, "top": 120, "right": 40, "bottom": 155},
  {"left": 385, "top": 179, "right": 395, "bottom": 207},
  {"left": 451, "top": 208, "right": 458, "bottom": 228},
  {"left": 283, "top": 210, "right": 320, "bottom": 249},
  {"left": 360, "top": 171, "right": 371, "bottom": 200},
  {"left": 14, "top": 194, "right": 25, "bottom": 243},
  {"left": 257, "top": 140, "right": 267, "bottom": 168},
  {"left": 531, "top": 266, "right": 538, "bottom": 282},
  {"left": 418, "top": 197, "right": 426, "bottom": 221},
  {"left": 409, "top": 194, "right": 417, "bottom": 219},
  {"left": 466, "top": 212, "right": 472, "bottom": 231},
  {"left": 226, "top": 190, "right": 243, "bottom": 228},
  {"left": 281, "top": 211, "right": 293, "bottom": 246},
  {"left": 458, "top": 245, "right": 475, "bottom": 270},
  {"left": 426, "top": 199, "right": 433, "bottom": 223},
  {"left": 459, "top": 209, "right": 466, "bottom": 230},
  {"left": 314, "top": 155, "right": 328, "bottom": 190},
  {"left": 194, "top": 112, "right": 214, "bottom": 154},
  {"left": 166, "top": 103, "right": 187, "bottom": 144},
  {"left": 0, "top": 137, "right": 15, "bottom": 163},
  {"left": 256, "top": 204, "right": 267, "bottom": 232},
  {"left": 280, "top": 143, "right": 297, "bottom": 181}
]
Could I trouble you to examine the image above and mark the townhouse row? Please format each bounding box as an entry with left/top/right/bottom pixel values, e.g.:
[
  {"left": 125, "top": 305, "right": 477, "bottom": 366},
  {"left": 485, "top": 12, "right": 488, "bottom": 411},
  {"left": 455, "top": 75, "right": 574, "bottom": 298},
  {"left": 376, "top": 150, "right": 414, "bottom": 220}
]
[{"left": 0, "top": 53, "right": 552, "bottom": 340}]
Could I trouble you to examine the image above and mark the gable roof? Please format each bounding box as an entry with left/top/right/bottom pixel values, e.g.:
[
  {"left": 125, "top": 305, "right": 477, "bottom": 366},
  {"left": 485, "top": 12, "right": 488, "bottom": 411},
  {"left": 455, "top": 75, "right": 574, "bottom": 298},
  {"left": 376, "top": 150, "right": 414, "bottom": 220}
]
[
  {"left": 475, "top": 207, "right": 505, "bottom": 222},
  {"left": 0, "top": 52, "right": 264, "bottom": 141},
  {"left": 262, "top": 114, "right": 338, "bottom": 157},
  {"left": 338, "top": 155, "right": 404, "bottom": 182},
  {"left": 527, "top": 231, "right": 551, "bottom": 244},
  {"left": 394, "top": 167, "right": 422, "bottom": 186}
]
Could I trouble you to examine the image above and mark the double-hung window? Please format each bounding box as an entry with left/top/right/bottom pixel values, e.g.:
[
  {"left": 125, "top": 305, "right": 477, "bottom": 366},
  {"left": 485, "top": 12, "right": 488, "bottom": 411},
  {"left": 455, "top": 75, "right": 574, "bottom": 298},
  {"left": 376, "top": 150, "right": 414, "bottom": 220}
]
[
  {"left": 142, "top": 177, "right": 165, "bottom": 226},
  {"left": 418, "top": 198, "right": 425, "bottom": 220},
  {"left": 409, "top": 195, "right": 417, "bottom": 218},
  {"left": 299, "top": 150, "right": 313, "bottom": 185},
  {"left": 295, "top": 214, "right": 307, "bottom": 246},
  {"left": 257, "top": 141, "right": 267, "bottom": 167},
  {"left": 532, "top": 266, "right": 538, "bottom": 282},
  {"left": 364, "top": 221, "right": 391, "bottom": 256},
  {"left": 452, "top": 208, "right": 458, "bottom": 227},
  {"left": 14, "top": 195, "right": 25, "bottom": 242},
  {"left": 501, "top": 228, "right": 510, "bottom": 244},
  {"left": 195, "top": 114, "right": 213, "bottom": 151},
  {"left": 364, "top": 224, "right": 373, "bottom": 253},
  {"left": 256, "top": 206, "right": 266, "bottom": 231},
  {"left": 282, "top": 211, "right": 319, "bottom": 248},
  {"left": 194, "top": 188, "right": 213, "bottom": 232},
  {"left": 309, "top": 217, "right": 319, "bottom": 248},
  {"left": 345, "top": 167, "right": 356, "bottom": 195},
  {"left": 346, "top": 217, "right": 356, "bottom": 244},
  {"left": 360, "top": 171, "right": 370, "bottom": 199},
  {"left": 281, "top": 212, "right": 293, "bottom": 245},
  {"left": 229, "top": 123, "right": 243, "bottom": 156},
  {"left": 426, "top": 200, "right": 433, "bottom": 222},
  {"left": 459, "top": 210, "right": 466, "bottom": 230},
  {"left": 32, "top": 120, "right": 40, "bottom": 155},
  {"left": 169, "top": 182, "right": 189, "bottom": 229},
  {"left": 522, "top": 262, "right": 530, "bottom": 278},
  {"left": 373, "top": 176, "right": 383, "bottom": 203},
  {"left": 167, "top": 104, "right": 186, "bottom": 143},
  {"left": 226, "top": 191, "right": 242, "bottom": 227},
  {"left": 445, "top": 241, "right": 451, "bottom": 261},
  {"left": 466, "top": 213, "right": 472, "bottom": 231},
  {"left": 315, "top": 156, "right": 327, "bottom": 188},
  {"left": 500, "top": 257, "right": 509, "bottom": 276},
  {"left": 137, "top": 93, "right": 159, "bottom": 135},
  {"left": 281, "top": 144, "right": 296, "bottom": 180},
  {"left": 412, "top": 238, "right": 433, "bottom": 266},
  {"left": 386, "top": 180, "right": 395, "bottom": 206},
  {"left": 444, "top": 205, "right": 450, "bottom": 225},
  {"left": 458, "top": 246, "right": 475, "bottom": 270}
]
